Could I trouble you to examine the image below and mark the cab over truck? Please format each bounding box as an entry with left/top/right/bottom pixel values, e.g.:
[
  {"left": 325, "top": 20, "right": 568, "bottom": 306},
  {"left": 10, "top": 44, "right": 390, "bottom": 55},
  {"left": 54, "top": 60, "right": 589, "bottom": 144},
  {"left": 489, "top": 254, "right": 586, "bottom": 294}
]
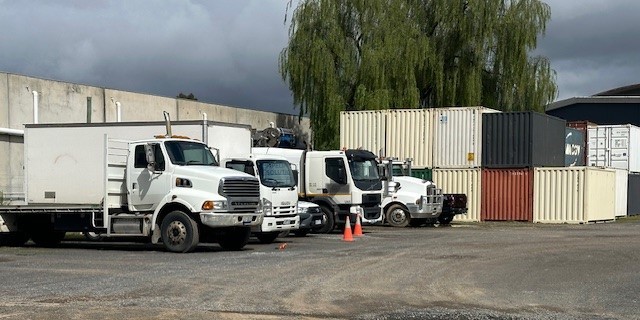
[
  {"left": 252, "top": 147, "right": 383, "bottom": 233},
  {"left": 0, "top": 118, "right": 263, "bottom": 252},
  {"left": 221, "top": 154, "right": 301, "bottom": 243},
  {"left": 380, "top": 158, "right": 444, "bottom": 227}
]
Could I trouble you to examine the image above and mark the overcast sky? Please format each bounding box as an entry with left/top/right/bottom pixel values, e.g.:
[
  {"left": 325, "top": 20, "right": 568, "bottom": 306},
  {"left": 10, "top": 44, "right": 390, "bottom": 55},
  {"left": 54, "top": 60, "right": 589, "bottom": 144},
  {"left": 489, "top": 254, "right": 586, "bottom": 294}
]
[{"left": 0, "top": 1, "right": 638, "bottom": 115}]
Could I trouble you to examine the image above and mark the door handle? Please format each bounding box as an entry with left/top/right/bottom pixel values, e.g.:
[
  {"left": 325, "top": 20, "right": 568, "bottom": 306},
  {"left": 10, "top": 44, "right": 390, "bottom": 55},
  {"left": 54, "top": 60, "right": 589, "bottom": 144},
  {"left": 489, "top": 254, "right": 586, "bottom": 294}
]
[{"left": 132, "top": 183, "right": 137, "bottom": 190}]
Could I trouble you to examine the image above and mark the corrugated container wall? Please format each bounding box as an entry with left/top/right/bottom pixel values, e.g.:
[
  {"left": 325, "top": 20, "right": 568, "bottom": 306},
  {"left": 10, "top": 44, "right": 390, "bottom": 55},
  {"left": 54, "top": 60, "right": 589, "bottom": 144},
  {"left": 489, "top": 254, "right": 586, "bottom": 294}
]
[
  {"left": 386, "top": 109, "right": 434, "bottom": 168},
  {"left": 627, "top": 173, "right": 640, "bottom": 216},
  {"left": 482, "top": 112, "right": 566, "bottom": 168},
  {"left": 481, "top": 169, "right": 533, "bottom": 222},
  {"left": 432, "top": 168, "right": 481, "bottom": 222},
  {"left": 533, "top": 167, "right": 616, "bottom": 223},
  {"left": 340, "top": 111, "right": 387, "bottom": 156},
  {"left": 587, "top": 124, "right": 640, "bottom": 173},
  {"left": 565, "top": 127, "right": 586, "bottom": 166},
  {"left": 567, "top": 120, "right": 597, "bottom": 166},
  {"left": 609, "top": 168, "right": 628, "bottom": 217},
  {"left": 433, "top": 107, "right": 500, "bottom": 168}
]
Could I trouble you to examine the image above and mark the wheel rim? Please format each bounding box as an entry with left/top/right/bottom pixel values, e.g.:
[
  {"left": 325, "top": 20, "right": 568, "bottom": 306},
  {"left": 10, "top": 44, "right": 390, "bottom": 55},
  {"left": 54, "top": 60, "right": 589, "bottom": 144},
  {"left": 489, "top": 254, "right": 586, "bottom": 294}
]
[
  {"left": 166, "top": 221, "right": 187, "bottom": 245},
  {"left": 388, "top": 208, "right": 407, "bottom": 225}
]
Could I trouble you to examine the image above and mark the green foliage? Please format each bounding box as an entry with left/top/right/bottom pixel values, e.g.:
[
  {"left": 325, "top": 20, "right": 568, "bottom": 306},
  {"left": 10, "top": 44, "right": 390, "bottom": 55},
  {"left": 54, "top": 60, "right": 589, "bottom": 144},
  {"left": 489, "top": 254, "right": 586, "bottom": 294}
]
[{"left": 281, "top": 0, "right": 557, "bottom": 149}]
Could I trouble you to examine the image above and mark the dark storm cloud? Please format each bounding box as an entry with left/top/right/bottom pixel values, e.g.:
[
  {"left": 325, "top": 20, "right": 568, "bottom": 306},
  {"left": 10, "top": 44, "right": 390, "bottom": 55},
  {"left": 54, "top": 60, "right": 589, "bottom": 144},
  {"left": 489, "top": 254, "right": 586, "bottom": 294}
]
[
  {"left": 0, "top": 0, "right": 297, "bottom": 114},
  {"left": 536, "top": 0, "right": 640, "bottom": 99},
  {"left": 1, "top": 1, "right": 637, "bottom": 112}
]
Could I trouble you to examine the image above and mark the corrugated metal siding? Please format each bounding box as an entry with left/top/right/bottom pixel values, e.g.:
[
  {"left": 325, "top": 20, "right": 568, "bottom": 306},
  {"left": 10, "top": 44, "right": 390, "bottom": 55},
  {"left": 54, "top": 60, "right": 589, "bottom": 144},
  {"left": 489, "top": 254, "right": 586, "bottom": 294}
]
[
  {"left": 565, "top": 127, "right": 586, "bottom": 166},
  {"left": 533, "top": 167, "right": 616, "bottom": 223},
  {"left": 609, "top": 168, "right": 628, "bottom": 217},
  {"left": 481, "top": 169, "right": 533, "bottom": 222},
  {"left": 432, "top": 168, "right": 481, "bottom": 222},
  {"left": 339, "top": 111, "right": 387, "bottom": 156},
  {"left": 587, "top": 124, "right": 640, "bottom": 173},
  {"left": 433, "top": 107, "right": 499, "bottom": 168},
  {"left": 386, "top": 109, "right": 433, "bottom": 168},
  {"left": 482, "top": 112, "right": 565, "bottom": 168},
  {"left": 628, "top": 173, "right": 640, "bottom": 216}
]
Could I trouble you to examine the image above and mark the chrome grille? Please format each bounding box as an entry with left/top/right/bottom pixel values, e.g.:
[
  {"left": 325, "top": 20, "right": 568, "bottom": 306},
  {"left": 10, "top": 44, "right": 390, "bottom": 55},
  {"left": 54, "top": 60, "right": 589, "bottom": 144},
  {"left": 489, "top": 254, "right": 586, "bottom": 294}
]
[
  {"left": 219, "top": 177, "right": 261, "bottom": 212},
  {"left": 273, "top": 205, "right": 297, "bottom": 216}
]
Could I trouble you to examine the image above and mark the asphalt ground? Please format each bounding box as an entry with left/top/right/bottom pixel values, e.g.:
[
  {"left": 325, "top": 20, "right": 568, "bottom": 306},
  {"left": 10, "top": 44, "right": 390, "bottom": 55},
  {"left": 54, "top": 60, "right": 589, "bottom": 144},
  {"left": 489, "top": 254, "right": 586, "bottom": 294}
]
[{"left": 1, "top": 218, "right": 640, "bottom": 320}]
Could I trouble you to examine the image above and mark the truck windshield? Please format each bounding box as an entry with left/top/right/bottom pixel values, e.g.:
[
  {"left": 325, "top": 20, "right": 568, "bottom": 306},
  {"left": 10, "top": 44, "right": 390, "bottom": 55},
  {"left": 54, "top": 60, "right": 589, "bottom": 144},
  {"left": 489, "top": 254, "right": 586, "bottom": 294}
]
[
  {"left": 256, "top": 160, "right": 296, "bottom": 188},
  {"left": 349, "top": 159, "right": 380, "bottom": 181},
  {"left": 164, "top": 141, "right": 218, "bottom": 166}
]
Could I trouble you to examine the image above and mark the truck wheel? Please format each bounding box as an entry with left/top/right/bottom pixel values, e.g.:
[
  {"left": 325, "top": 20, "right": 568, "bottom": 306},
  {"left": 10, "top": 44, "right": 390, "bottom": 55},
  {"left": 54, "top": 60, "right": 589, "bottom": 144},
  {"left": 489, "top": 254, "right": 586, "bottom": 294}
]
[
  {"left": 0, "top": 232, "right": 30, "bottom": 247},
  {"left": 31, "top": 231, "right": 66, "bottom": 247},
  {"left": 256, "top": 232, "right": 280, "bottom": 244},
  {"left": 386, "top": 204, "right": 410, "bottom": 227},
  {"left": 161, "top": 211, "right": 199, "bottom": 253},
  {"left": 218, "top": 227, "right": 251, "bottom": 251},
  {"left": 438, "top": 214, "right": 454, "bottom": 225},
  {"left": 83, "top": 232, "right": 103, "bottom": 241},
  {"left": 312, "top": 206, "right": 334, "bottom": 234}
]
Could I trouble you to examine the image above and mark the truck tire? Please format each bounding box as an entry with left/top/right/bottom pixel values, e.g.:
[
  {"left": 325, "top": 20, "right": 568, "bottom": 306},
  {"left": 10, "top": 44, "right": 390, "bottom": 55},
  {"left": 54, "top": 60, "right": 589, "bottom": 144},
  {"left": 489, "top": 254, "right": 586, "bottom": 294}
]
[
  {"left": 438, "top": 214, "right": 454, "bottom": 225},
  {"left": 161, "top": 211, "right": 199, "bottom": 253},
  {"left": 312, "top": 206, "right": 334, "bottom": 234},
  {"left": 31, "top": 231, "right": 66, "bottom": 247},
  {"left": 256, "top": 232, "right": 280, "bottom": 244},
  {"left": 218, "top": 227, "right": 251, "bottom": 251},
  {"left": 386, "top": 204, "right": 410, "bottom": 228},
  {"left": 0, "top": 231, "right": 30, "bottom": 247},
  {"left": 83, "top": 232, "right": 103, "bottom": 241}
]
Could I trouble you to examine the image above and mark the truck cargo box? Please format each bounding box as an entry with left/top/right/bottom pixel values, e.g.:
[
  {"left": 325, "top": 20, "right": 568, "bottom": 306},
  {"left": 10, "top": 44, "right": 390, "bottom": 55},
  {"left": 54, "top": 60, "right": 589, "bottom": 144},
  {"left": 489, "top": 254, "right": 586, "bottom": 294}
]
[{"left": 24, "top": 121, "right": 251, "bottom": 205}]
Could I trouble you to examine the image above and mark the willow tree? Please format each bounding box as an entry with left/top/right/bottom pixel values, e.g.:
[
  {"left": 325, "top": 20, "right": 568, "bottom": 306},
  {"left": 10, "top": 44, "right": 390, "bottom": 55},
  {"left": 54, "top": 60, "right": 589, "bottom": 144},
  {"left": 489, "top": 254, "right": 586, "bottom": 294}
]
[{"left": 280, "top": 0, "right": 557, "bottom": 150}]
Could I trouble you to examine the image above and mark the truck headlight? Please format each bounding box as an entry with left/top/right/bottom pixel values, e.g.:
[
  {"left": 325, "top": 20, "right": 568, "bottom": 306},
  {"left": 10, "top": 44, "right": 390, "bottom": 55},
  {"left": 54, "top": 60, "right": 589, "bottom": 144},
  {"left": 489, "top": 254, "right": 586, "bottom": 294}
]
[
  {"left": 297, "top": 206, "right": 308, "bottom": 214},
  {"left": 212, "top": 200, "right": 228, "bottom": 210},
  {"left": 262, "top": 198, "right": 273, "bottom": 216}
]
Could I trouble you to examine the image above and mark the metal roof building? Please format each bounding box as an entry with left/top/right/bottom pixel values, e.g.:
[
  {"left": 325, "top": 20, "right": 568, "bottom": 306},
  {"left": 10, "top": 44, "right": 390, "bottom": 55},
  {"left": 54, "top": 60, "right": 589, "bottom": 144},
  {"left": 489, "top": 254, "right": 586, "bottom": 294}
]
[{"left": 545, "top": 84, "right": 640, "bottom": 126}]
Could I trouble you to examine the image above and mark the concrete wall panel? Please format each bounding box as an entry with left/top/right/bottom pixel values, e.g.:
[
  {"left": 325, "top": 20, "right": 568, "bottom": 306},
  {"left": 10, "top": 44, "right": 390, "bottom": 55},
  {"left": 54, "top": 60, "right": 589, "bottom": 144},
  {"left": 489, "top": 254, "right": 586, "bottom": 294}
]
[
  {"left": 8, "top": 74, "right": 104, "bottom": 127},
  {"left": 177, "top": 100, "right": 238, "bottom": 123},
  {"left": 104, "top": 89, "right": 177, "bottom": 122},
  {"left": 0, "top": 73, "right": 8, "bottom": 128}
]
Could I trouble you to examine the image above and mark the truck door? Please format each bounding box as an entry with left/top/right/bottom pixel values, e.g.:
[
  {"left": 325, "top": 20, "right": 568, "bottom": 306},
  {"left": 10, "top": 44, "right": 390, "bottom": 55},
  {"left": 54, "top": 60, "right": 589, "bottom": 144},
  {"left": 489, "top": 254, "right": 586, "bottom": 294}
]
[
  {"left": 323, "top": 157, "right": 350, "bottom": 199},
  {"left": 128, "top": 143, "right": 171, "bottom": 211}
]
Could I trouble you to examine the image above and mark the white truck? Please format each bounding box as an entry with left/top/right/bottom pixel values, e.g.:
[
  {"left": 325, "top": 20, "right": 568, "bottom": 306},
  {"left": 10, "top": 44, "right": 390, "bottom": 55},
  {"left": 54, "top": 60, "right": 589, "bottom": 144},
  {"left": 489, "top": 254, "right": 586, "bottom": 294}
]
[
  {"left": 0, "top": 118, "right": 263, "bottom": 252},
  {"left": 252, "top": 147, "right": 383, "bottom": 233},
  {"left": 380, "top": 158, "right": 444, "bottom": 227},
  {"left": 221, "top": 154, "right": 300, "bottom": 243}
]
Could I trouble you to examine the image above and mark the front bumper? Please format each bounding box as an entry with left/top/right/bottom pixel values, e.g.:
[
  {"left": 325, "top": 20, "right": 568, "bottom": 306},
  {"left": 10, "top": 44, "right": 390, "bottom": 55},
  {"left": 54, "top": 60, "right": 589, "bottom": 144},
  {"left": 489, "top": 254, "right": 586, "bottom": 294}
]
[
  {"left": 358, "top": 205, "right": 382, "bottom": 224},
  {"left": 299, "top": 212, "right": 325, "bottom": 230},
  {"left": 406, "top": 203, "right": 443, "bottom": 219},
  {"left": 252, "top": 215, "right": 300, "bottom": 233},
  {"left": 200, "top": 212, "right": 263, "bottom": 228}
]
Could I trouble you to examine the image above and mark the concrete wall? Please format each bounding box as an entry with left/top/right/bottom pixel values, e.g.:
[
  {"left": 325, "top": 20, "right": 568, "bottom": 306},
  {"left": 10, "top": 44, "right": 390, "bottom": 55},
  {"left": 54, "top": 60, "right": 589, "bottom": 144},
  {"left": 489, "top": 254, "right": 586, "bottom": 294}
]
[{"left": 0, "top": 71, "right": 311, "bottom": 197}]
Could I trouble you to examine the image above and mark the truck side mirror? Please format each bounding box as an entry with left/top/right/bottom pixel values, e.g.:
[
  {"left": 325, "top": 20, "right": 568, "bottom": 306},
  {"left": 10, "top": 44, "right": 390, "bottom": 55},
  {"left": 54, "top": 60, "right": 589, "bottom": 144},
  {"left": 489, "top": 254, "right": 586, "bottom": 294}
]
[
  {"left": 144, "top": 143, "right": 156, "bottom": 171},
  {"left": 292, "top": 169, "right": 299, "bottom": 185}
]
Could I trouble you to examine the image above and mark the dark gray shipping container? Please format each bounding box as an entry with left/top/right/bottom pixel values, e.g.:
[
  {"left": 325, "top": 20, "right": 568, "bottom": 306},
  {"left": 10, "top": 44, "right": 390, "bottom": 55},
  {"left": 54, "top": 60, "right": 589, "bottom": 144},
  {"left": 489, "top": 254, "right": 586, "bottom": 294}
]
[
  {"left": 482, "top": 111, "right": 566, "bottom": 168},
  {"left": 628, "top": 173, "right": 640, "bottom": 216},
  {"left": 565, "top": 127, "right": 586, "bottom": 166}
]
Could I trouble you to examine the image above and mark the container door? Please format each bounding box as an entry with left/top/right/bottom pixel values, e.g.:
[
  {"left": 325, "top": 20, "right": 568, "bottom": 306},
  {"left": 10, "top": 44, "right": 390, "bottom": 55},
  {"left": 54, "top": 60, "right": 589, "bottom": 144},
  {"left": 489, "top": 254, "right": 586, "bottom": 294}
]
[{"left": 127, "top": 143, "right": 171, "bottom": 211}]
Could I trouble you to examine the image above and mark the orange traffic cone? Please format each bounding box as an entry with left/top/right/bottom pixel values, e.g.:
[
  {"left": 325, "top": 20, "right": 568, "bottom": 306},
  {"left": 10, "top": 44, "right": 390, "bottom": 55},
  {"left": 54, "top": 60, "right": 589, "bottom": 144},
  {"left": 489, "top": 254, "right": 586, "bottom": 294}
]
[
  {"left": 343, "top": 215, "right": 354, "bottom": 242},
  {"left": 353, "top": 213, "right": 363, "bottom": 237}
]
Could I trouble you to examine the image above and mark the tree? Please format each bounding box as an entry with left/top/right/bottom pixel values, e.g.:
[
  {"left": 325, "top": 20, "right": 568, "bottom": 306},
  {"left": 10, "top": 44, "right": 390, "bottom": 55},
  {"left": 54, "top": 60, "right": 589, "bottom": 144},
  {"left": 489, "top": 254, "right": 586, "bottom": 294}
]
[
  {"left": 177, "top": 92, "right": 198, "bottom": 101},
  {"left": 280, "top": 0, "right": 557, "bottom": 150}
]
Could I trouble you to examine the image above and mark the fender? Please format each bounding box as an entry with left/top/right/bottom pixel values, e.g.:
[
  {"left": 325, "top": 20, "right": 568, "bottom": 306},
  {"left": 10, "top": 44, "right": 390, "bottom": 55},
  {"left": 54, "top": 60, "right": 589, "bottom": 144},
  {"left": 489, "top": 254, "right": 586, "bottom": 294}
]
[{"left": 150, "top": 194, "right": 198, "bottom": 232}]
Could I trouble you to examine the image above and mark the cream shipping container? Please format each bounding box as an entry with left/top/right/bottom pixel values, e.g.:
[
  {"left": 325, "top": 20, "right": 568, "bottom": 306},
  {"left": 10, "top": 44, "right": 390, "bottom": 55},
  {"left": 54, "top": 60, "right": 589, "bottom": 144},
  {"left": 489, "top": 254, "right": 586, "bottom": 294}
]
[
  {"left": 432, "top": 168, "right": 481, "bottom": 222},
  {"left": 533, "top": 167, "right": 615, "bottom": 223}
]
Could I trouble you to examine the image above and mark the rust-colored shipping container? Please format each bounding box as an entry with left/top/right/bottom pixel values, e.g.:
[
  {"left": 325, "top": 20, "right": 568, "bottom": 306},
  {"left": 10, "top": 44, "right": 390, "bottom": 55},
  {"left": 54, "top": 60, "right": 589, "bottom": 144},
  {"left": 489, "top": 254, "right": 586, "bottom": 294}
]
[{"left": 481, "top": 168, "right": 533, "bottom": 221}]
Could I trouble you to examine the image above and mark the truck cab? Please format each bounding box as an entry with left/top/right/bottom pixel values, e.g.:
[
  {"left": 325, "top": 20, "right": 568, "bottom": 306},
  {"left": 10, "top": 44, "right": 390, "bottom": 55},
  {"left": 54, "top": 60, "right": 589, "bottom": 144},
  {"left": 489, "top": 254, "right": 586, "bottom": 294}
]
[
  {"left": 221, "top": 154, "right": 300, "bottom": 243},
  {"left": 252, "top": 148, "right": 383, "bottom": 233},
  {"left": 380, "top": 159, "right": 443, "bottom": 227}
]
